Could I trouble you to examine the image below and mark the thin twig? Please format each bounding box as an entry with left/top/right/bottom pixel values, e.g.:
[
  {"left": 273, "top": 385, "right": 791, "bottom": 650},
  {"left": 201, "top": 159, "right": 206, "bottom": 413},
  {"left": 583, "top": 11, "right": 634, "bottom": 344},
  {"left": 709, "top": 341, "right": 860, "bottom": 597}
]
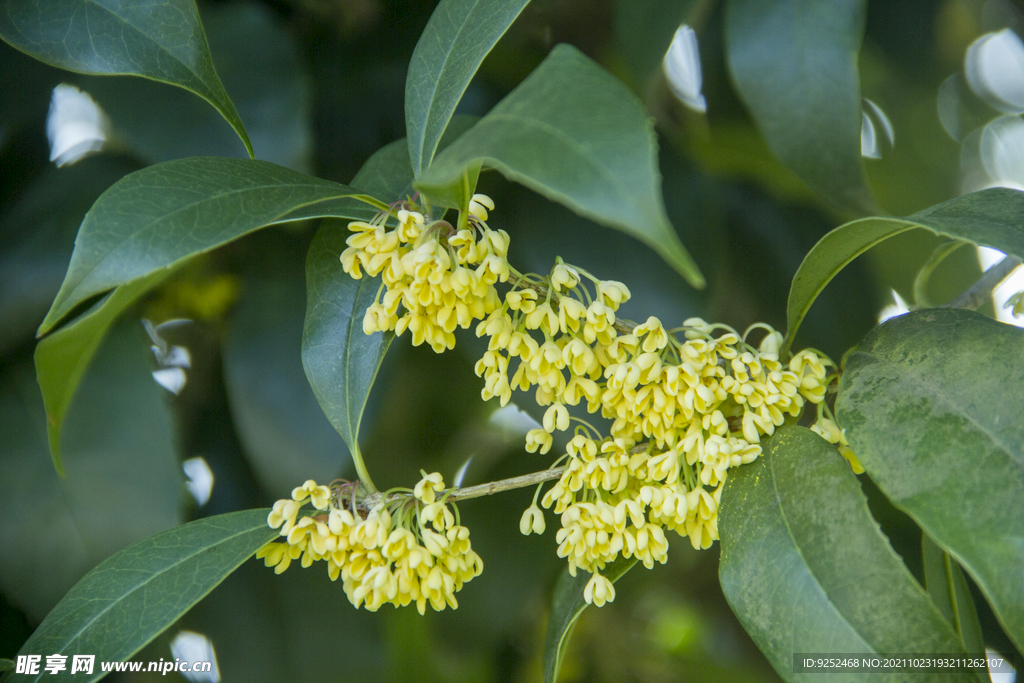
[
  {"left": 448, "top": 467, "right": 567, "bottom": 502},
  {"left": 359, "top": 467, "right": 567, "bottom": 510},
  {"left": 943, "top": 256, "right": 1022, "bottom": 310}
]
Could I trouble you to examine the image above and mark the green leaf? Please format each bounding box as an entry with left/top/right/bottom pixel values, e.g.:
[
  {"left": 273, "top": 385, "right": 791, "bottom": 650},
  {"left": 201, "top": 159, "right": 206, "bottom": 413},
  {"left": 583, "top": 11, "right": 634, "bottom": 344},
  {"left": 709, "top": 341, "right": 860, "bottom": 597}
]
[
  {"left": 39, "top": 157, "right": 375, "bottom": 335},
  {"left": 405, "top": 0, "right": 530, "bottom": 176},
  {"left": 2, "top": 324, "right": 181, "bottom": 622},
  {"left": 11, "top": 510, "right": 275, "bottom": 683},
  {"left": 35, "top": 270, "right": 171, "bottom": 474},
  {"left": 0, "top": 0, "right": 253, "bottom": 156},
  {"left": 725, "top": 0, "right": 874, "bottom": 214},
  {"left": 719, "top": 426, "right": 973, "bottom": 682},
  {"left": 922, "top": 535, "right": 986, "bottom": 657},
  {"left": 78, "top": 2, "right": 310, "bottom": 169},
  {"left": 33, "top": 158, "right": 376, "bottom": 470},
  {"left": 836, "top": 308, "right": 1024, "bottom": 652},
  {"left": 0, "top": 660, "right": 12, "bottom": 673},
  {"left": 784, "top": 187, "right": 1024, "bottom": 352},
  {"left": 301, "top": 222, "right": 393, "bottom": 483},
  {"left": 542, "top": 557, "right": 637, "bottom": 683},
  {"left": 416, "top": 44, "right": 704, "bottom": 287}
]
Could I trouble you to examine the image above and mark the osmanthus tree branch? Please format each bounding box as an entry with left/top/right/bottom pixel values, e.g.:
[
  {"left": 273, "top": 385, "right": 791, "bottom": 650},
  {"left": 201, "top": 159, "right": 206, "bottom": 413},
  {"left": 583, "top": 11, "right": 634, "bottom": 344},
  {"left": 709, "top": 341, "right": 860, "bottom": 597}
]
[
  {"left": 943, "top": 255, "right": 1022, "bottom": 311},
  {"left": 357, "top": 468, "right": 566, "bottom": 511},
  {"left": 448, "top": 467, "right": 567, "bottom": 501}
]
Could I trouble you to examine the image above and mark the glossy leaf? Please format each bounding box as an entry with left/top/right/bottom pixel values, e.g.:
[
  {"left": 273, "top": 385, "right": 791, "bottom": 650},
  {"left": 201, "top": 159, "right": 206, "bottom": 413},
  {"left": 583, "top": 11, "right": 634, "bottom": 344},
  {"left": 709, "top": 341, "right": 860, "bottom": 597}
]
[
  {"left": 78, "top": 2, "right": 310, "bottom": 169},
  {"left": 726, "top": 0, "right": 873, "bottom": 214},
  {"left": 0, "top": 0, "right": 252, "bottom": 156},
  {"left": 416, "top": 44, "right": 704, "bottom": 287},
  {"left": 542, "top": 557, "right": 637, "bottom": 683},
  {"left": 40, "top": 157, "right": 375, "bottom": 334},
  {"left": 11, "top": 510, "right": 275, "bottom": 683},
  {"left": 35, "top": 270, "right": 171, "bottom": 473},
  {"left": 34, "top": 158, "right": 376, "bottom": 470},
  {"left": 405, "top": 0, "right": 529, "bottom": 176},
  {"left": 1, "top": 324, "right": 180, "bottom": 622},
  {"left": 922, "top": 535, "right": 985, "bottom": 657},
  {"left": 784, "top": 187, "right": 1024, "bottom": 352},
  {"left": 719, "top": 426, "right": 972, "bottom": 682},
  {"left": 837, "top": 308, "right": 1024, "bottom": 651},
  {"left": 301, "top": 223, "right": 393, "bottom": 474}
]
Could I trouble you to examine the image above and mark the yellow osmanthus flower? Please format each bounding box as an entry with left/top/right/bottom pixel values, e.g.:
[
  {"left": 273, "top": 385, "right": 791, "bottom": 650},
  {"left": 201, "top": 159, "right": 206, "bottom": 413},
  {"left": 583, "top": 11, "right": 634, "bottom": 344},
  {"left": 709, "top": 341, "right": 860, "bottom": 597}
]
[
  {"left": 257, "top": 474, "right": 482, "bottom": 615},
  {"left": 338, "top": 192, "right": 848, "bottom": 609},
  {"left": 340, "top": 194, "right": 509, "bottom": 353}
]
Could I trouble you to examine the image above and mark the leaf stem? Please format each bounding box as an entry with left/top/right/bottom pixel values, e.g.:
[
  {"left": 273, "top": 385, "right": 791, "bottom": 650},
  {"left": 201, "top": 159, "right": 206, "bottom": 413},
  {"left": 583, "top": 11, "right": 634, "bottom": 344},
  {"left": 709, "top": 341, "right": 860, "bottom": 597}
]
[
  {"left": 943, "top": 255, "right": 1022, "bottom": 310},
  {"left": 913, "top": 240, "right": 966, "bottom": 309},
  {"left": 351, "top": 444, "right": 378, "bottom": 493}
]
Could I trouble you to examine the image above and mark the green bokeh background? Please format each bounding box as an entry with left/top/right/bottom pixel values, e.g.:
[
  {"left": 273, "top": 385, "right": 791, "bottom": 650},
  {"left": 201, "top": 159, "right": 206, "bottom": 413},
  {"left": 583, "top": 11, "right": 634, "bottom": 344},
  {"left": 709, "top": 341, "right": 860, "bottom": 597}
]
[{"left": 1, "top": 0, "right": 1019, "bottom": 680}]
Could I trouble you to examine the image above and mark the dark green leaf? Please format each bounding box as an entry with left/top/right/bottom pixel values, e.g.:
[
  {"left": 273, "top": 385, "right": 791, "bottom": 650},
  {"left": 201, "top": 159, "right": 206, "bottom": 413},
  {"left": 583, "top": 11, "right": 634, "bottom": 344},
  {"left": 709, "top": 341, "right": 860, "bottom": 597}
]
[
  {"left": 0, "top": 660, "right": 12, "bottom": 672},
  {"left": 11, "top": 510, "right": 275, "bottom": 683},
  {"left": 0, "top": 0, "right": 252, "bottom": 156},
  {"left": 784, "top": 187, "right": 1024, "bottom": 352},
  {"left": 223, "top": 233, "right": 350, "bottom": 499},
  {"left": 405, "top": 0, "right": 530, "bottom": 176},
  {"left": 1, "top": 323, "right": 181, "bottom": 623},
  {"left": 726, "top": 0, "right": 874, "bottom": 214},
  {"left": 416, "top": 44, "right": 704, "bottom": 287},
  {"left": 542, "top": 557, "right": 637, "bottom": 683},
  {"left": 40, "top": 157, "right": 375, "bottom": 335},
  {"left": 34, "top": 158, "right": 376, "bottom": 470},
  {"left": 78, "top": 3, "right": 310, "bottom": 169},
  {"left": 302, "top": 222, "right": 393, "bottom": 465},
  {"left": 35, "top": 270, "right": 171, "bottom": 473},
  {"left": 719, "top": 426, "right": 972, "bottom": 682},
  {"left": 837, "top": 308, "right": 1024, "bottom": 651},
  {"left": 922, "top": 535, "right": 986, "bottom": 657}
]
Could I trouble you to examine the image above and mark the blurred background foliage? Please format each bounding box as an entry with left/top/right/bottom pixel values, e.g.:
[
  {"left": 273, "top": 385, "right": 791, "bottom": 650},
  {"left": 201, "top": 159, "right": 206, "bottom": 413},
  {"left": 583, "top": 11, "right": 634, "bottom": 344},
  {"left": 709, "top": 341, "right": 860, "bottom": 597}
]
[{"left": 1, "top": 0, "right": 1022, "bottom": 680}]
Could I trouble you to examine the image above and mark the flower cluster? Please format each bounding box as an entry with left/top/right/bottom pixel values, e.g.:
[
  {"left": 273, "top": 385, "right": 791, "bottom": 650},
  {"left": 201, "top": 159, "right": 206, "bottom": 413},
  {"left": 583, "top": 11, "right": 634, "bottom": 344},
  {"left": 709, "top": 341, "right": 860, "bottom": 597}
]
[
  {"left": 257, "top": 475, "right": 482, "bottom": 614},
  {"left": 335, "top": 193, "right": 850, "bottom": 609},
  {"left": 340, "top": 195, "right": 508, "bottom": 352},
  {"left": 498, "top": 310, "right": 837, "bottom": 605}
]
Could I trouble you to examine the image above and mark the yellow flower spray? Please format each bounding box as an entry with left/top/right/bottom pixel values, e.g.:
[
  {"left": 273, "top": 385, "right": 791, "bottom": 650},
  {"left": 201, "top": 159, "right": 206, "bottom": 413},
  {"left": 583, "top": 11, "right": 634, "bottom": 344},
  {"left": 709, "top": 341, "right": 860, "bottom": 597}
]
[{"left": 259, "top": 192, "right": 854, "bottom": 610}]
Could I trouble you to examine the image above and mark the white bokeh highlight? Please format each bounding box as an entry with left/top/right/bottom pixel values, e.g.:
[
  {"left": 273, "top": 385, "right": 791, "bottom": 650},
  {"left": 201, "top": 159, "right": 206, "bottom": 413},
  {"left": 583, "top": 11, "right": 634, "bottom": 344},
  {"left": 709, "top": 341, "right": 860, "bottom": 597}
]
[
  {"left": 663, "top": 25, "right": 707, "bottom": 113},
  {"left": 169, "top": 631, "right": 221, "bottom": 683},
  {"left": 46, "top": 84, "right": 109, "bottom": 167}
]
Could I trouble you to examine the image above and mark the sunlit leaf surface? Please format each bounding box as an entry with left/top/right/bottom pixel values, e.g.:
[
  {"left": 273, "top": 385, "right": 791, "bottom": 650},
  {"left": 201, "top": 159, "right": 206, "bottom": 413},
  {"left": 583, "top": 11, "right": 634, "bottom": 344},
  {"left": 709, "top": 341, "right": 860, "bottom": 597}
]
[
  {"left": 837, "top": 309, "right": 1024, "bottom": 651},
  {"left": 719, "top": 427, "right": 973, "bottom": 682}
]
